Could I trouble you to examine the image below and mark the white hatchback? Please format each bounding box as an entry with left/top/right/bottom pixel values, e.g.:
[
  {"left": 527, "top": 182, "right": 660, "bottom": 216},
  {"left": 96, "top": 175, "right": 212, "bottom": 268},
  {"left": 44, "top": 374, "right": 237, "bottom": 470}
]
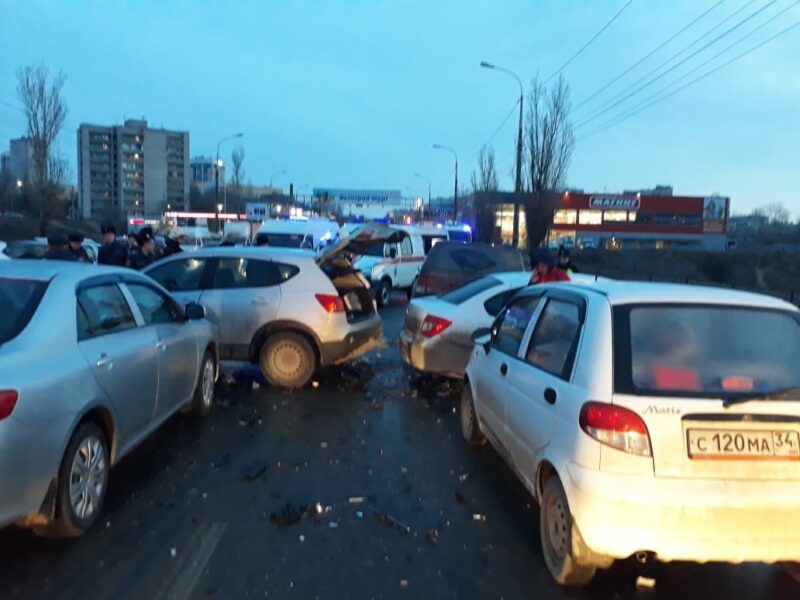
[{"left": 462, "top": 280, "right": 800, "bottom": 585}]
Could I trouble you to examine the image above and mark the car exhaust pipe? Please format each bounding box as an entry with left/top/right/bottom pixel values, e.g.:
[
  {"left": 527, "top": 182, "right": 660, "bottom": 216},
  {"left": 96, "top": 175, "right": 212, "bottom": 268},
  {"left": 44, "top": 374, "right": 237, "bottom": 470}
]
[{"left": 635, "top": 551, "right": 654, "bottom": 564}]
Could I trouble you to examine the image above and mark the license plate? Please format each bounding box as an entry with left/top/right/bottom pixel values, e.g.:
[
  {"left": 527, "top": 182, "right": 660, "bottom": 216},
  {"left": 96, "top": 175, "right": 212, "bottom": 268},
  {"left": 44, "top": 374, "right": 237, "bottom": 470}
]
[{"left": 687, "top": 429, "right": 800, "bottom": 460}]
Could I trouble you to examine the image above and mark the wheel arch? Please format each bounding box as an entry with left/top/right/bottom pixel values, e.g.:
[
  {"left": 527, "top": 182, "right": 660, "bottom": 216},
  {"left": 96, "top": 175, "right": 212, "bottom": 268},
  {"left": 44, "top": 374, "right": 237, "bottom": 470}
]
[
  {"left": 535, "top": 460, "right": 557, "bottom": 504},
  {"left": 249, "top": 320, "right": 322, "bottom": 365}
]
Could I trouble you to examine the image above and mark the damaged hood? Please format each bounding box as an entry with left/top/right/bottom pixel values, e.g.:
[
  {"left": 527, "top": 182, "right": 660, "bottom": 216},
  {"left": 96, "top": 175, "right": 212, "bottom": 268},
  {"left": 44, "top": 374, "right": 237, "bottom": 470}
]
[{"left": 316, "top": 224, "right": 406, "bottom": 267}]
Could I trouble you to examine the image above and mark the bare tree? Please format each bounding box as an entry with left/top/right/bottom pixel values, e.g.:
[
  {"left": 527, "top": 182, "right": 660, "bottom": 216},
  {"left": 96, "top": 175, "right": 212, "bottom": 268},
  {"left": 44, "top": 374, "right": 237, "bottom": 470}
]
[
  {"left": 230, "top": 146, "right": 246, "bottom": 189},
  {"left": 524, "top": 75, "right": 574, "bottom": 250},
  {"left": 16, "top": 63, "right": 68, "bottom": 234},
  {"left": 753, "top": 202, "right": 790, "bottom": 225},
  {"left": 470, "top": 145, "right": 499, "bottom": 193}
]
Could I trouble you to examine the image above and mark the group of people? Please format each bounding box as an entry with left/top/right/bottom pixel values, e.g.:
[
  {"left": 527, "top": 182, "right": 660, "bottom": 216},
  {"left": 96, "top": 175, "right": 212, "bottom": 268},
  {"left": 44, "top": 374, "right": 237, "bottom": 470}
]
[
  {"left": 43, "top": 225, "right": 182, "bottom": 270},
  {"left": 529, "top": 245, "right": 578, "bottom": 284}
]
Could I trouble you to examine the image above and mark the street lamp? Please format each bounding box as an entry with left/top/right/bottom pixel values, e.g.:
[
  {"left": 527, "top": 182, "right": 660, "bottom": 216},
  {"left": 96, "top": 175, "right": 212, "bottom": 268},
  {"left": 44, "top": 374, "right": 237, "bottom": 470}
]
[
  {"left": 414, "top": 172, "right": 431, "bottom": 218},
  {"left": 269, "top": 169, "right": 287, "bottom": 189},
  {"left": 432, "top": 144, "right": 458, "bottom": 220},
  {"left": 481, "top": 60, "right": 524, "bottom": 247},
  {"left": 216, "top": 132, "right": 243, "bottom": 213}
]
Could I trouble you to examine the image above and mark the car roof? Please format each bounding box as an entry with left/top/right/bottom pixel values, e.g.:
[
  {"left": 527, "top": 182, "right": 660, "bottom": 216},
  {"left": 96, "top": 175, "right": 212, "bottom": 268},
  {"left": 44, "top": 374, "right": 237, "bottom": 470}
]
[
  {"left": 540, "top": 279, "right": 798, "bottom": 311},
  {"left": 154, "top": 246, "right": 317, "bottom": 261},
  {"left": 0, "top": 260, "right": 131, "bottom": 283}
]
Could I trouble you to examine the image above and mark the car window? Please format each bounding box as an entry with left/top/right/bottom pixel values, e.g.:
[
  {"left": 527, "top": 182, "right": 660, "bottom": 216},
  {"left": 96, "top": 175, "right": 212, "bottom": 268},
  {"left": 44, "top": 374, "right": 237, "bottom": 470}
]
[
  {"left": 77, "top": 284, "right": 136, "bottom": 339},
  {"left": 400, "top": 236, "right": 413, "bottom": 256},
  {"left": 211, "top": 257, "right": 285, "bottom": 289},
  {"left": 440, "top": 276, "right": 500, "bottom": 305},
  {"left": 421, "top": 234, "right": 446, "bottom": 254},
  {"left": 0, "top": 278, "right": 49, "bottom": 343},
  {"left": 616, "top": 305, "right": 800, "bottom": 397},
  {"left": 146, "top": 258, "right": 207, "bottom": 292},
  {"left": 126, "top": 283, "right": 181, "bottom": 325},
  {"left": 484, "top": 287, "right": 522, "bottom": 317},
  {"left": 525, "top": 299, "right": 582, "bottom": 379},
  {"left": 492, "top": 295, "right": 541, "bottom": 357}
]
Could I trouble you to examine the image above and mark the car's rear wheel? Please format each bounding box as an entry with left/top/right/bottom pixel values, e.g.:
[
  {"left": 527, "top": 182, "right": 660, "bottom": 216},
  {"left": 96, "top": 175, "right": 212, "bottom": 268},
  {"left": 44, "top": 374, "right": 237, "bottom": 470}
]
[
  {"left": 376, "top": 279, "right": 391, "bottom": 307},
  {"left": 460, "top": 383, "right": 486, "bottom": 446},
  {"left": 782, "top": 562, "right": 800, "bottom": 583},
  {"left": 35, "top": 422, "right": 109, "bottom": 538},
  {"left": 191, "top": 351, "right": 215, "bottom": 416},
  {"left": 540, "top": 477, "right": 596, "bottom": 586},
  {"left": 260, "top": 332, "right": 316, "bottom": 389}
]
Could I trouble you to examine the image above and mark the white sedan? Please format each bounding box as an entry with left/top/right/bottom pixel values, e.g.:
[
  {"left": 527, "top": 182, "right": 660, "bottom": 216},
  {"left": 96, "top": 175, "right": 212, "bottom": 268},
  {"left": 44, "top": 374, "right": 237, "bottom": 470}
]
[{"left": 461, "top": 280, "right": 800, "bottom": 585}]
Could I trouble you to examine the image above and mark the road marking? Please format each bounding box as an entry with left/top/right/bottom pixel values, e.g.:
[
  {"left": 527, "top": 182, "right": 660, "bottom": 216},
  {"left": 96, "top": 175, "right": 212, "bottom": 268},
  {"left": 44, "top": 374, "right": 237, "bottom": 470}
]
[{"left": 155, "top": 521, "right": 227, "bottom": 600}]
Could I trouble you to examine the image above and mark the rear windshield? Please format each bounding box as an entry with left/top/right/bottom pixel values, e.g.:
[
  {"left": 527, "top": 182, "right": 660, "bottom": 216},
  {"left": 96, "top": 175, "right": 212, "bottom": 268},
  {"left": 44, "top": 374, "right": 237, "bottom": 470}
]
[
  {"left": 440, "top": 276, "right": 500, "bottom": 305},
  {"left": 255, "top": 232, "right": 307, "bottom": 248},
  {"left": 0, "top": 278, "right": 49, "bottom": 343},
  {"left": 614, "top": 305, "right": 800, "bottom": 398}
]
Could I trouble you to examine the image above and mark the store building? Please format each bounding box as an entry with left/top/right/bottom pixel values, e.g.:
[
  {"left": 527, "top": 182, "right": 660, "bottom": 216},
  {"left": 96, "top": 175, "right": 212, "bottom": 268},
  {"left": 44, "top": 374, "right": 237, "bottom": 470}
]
[{"left": 312, "top": 188, "right": 416, "bottom": 220}]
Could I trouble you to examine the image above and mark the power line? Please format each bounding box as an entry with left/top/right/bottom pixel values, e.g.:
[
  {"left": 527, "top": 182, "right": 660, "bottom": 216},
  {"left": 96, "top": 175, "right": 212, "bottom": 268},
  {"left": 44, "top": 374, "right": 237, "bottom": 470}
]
[
  {"left": 587, "top": 0, "right": 800, "bottom": 133},
  {"left": 577, "top": 19, "right": 800, "bottom": 140},
  {"left": 576, "top": 0, "right": 759, "bottom": 117},
  {"left": 575, "top": 0, "right": 780, "bottom": 129},
  {"left": 545, "top": 0, "right": 635, "bottom": 84},
  {"left": 572, "top": 0, "right": 725, "bottom": 112}
]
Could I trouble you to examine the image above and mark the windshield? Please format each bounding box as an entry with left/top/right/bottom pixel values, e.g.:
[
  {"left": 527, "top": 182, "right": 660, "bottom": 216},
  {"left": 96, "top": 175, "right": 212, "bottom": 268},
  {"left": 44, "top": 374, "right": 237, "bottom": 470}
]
[
  {"left": 0, "top": 279, "right": 49, "bottom": 344},
  {"left": 255, "top": 233, "right": 306, "bottom": 248},
  {"left": 440, "top": 276, "right": 500, "bottom": 305},
  {"left": 614, "top": 305, "right": 800, "bottom": 398}
]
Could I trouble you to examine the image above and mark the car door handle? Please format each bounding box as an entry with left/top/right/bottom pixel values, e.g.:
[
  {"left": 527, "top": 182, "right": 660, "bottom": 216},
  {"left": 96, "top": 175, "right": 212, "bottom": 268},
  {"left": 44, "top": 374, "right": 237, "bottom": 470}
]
[
  {"left": 96, "top": 355, "right": 113, "bottom": 369},
  {"left": 251, "top": 298, "right": 271, "bottom": 305},
  {"left": 156, "top": 341, "right": 166, "bottom": 352},
  {"left": 500, "top": 363, "right": 508, "bottom": 376},
  {"left": 544, "top": 388, "right": 557, "bottom": 405}
]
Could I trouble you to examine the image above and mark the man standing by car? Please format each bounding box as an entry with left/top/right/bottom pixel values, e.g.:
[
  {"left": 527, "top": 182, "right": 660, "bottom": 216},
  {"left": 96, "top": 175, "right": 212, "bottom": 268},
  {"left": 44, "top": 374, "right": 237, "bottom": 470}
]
[
  {"left": 67, "top": 233, "right": 91, "bottom": 262},
  {"left": 128, "top": 229, "right": 158, "bottom": 270},
  {"left": 98, "top": 225, "right": 128, "bottom": 266},
  {"left": 44, "top": 234, "right": 78, "bottom": 261},
  {"left": 530, "top": 248, "right": 570, "bottom": 284}
]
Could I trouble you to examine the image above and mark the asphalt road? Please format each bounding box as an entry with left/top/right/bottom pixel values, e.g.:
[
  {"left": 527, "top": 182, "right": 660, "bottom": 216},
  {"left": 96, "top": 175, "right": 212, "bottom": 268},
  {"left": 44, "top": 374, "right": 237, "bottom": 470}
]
[{"left": 1, "top": 299, "right": 797, "bottom": 600}]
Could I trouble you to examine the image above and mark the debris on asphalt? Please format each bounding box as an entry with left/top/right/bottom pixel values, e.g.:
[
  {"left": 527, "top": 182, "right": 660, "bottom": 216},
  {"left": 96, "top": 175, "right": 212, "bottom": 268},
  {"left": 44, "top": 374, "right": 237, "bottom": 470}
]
[
  {"left": 373, "top": 508, "right": 411, "bottom": 535},
  {"left": 240, "top": 460, "right": 268, "bottom": 482},
  {"left": 328, "top": 522, "right": 339, "bottom": 529},
  {"left": 170, "top": 548, "right": 177, "bottom": 558},
  {"left": 299, "top": 535, "right": 305, "bottom": 543},
  {"left": 425, "top": 529, "right": 439, "bottom": 545},
  {"left": 312, "top": 381, "right": 320, "bottom": 388},
  {"left": 454, "top": 492, "right": 465, "bottom": 504},
  {"left": 472, "top": 514, "right": 486, "bottom": 522},
  {"left": 211, "top": 453, "right": 232, "bottom": 470},
  {"left": 400, "top": 579, "right": 409, "bottom": 588},
  {"left": 355, "top": 511, "right": 364, "bottom": 519},
  {"left": 238, "top": 409, "right": 261, "bottom": 427},
  {"left": 269, "top": 503, "right": 310, "bottom": 527},
  {"left": 458, "top": 473, "right": 469, "bottom": 482},
  {"left": 368, "top": 399, "right": 384, "bottom": 410},
  {"left": 251, "top": 381, "right": 261, "bottom": 391},
  {"left": 636, "top": 576, "right": 656, "bottom": 589},
  {"left": 348, "top": 496, "right": 366, "bottom": 504}
]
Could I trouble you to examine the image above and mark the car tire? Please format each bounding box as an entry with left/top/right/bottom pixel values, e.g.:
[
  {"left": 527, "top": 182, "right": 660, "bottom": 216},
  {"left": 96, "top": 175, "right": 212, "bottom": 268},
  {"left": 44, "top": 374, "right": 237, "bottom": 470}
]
[
  {"left": 540, "top": 476, "right": 596, "bottom": 586},
  {"left": 460, "top": 383, "right": 486, "bottom": 446},
  {"left": 191, "top": 351, "right": 216, "bottom": 416},
  {"left": 35, "top": 422, "right": 110, "bottom": 538},
  {"left": 376, "top": 279, "right": 391, "bottom": 307},
  {"left": 782, "top": 562, "right": 800, "bottom": 583},
  {"left": 260, "top": 331, "right": 316, "bottom": 389}
]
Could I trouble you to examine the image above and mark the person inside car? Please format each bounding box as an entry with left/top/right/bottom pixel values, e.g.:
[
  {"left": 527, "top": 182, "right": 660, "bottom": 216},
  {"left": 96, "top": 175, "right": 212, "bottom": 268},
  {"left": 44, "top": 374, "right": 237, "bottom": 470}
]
[{"left": 529, "top": 248, "right": 570, "bottom": 284}]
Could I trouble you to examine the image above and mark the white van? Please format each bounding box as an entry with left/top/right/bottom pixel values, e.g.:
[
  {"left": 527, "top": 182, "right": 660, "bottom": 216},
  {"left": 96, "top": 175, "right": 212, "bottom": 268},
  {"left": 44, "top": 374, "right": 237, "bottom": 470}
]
[
  {"left": 353, "top": 224, "right": 425, "bottom": 307},
  {"left": 254, "top": 218, "right": 340, "bottom": 251}
]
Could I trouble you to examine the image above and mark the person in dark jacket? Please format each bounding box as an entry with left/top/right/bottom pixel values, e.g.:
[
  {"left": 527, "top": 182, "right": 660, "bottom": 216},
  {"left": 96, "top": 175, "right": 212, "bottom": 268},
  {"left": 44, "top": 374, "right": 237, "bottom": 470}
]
[
  {"left": 557, "top": 248, "right": 579, "bottom": 274},
  {"left": 128, "top": 229, "right": 158, "bottom": 270},
  {"left": 162, "top": 235, "right": 183, "bottom": 257},
  {"left": 529, "top": 248, "right": 570, "bottom": 284},
  {"left": 98, "top": 225, "right": 129, "bottom": 266},
  {"left": 68, "top": 233, "right": 91, "bottom": 262},
  {"left": 44, "top": 234, "right": 78, "bottom": 261}
]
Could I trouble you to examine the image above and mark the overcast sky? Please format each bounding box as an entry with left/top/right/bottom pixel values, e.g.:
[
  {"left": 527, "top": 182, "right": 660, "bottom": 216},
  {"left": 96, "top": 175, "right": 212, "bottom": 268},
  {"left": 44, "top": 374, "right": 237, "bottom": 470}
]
[{"left": 1, "top": 0, "right": 798, "bottom": 216}]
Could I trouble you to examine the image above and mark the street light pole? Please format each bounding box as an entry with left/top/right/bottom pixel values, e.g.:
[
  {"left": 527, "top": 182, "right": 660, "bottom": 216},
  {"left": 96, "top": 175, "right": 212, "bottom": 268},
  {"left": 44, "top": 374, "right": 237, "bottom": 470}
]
[
  {"left": 414, "top": 172, "right": 431, "bottom": 218},
  {"left": 215, "top": 132, "right": 243, "bottom": 214},
  {"left": 269, "top": 169, "right": 287, "bottom": 189},
  {"left": 481, "top": 61, "right": 524, "bottom": 247},
  {"left": 433, "top": 144, "right": 458, "bottom": 221}
]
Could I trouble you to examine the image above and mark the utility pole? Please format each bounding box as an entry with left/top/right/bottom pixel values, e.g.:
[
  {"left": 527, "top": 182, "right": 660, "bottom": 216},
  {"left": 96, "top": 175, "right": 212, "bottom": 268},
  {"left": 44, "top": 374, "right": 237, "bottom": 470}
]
[{"left": 215, "top": 132, "right": 243, "bottom": 214}]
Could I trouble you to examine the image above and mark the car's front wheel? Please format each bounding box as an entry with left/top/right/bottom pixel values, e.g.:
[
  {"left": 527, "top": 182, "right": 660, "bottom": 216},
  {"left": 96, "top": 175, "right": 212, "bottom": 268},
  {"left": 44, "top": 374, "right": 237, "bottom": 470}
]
[
  {"left": 460, "top": 383, "right": 486, "bottom": 446},
  {"left": 260, "top": 332, "right": 317, "bottom": 389},
  {"left": 376, "top": 279, "right": 392, "bottom": 307},
  {"left": 191, "top": 351, "right": 216, "bottom": 416},
  {"left": 35, "top": 422, "right": 110, "bottom": 538},
  {"left": 540, "top": 476, "right": 597, "bottom": 586}
]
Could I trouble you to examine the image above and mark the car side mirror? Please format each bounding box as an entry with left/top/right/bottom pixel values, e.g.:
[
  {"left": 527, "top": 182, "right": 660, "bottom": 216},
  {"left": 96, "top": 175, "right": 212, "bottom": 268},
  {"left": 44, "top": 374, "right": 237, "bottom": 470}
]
[
  {"left": 388, "top": 247, "right": 398, "bottom": 259},
  {"left": 471, "top": 327, "right": 492, "bottom": 354},
  {"left": 185, "top": 302, "right": 206, "bottom": 320}
]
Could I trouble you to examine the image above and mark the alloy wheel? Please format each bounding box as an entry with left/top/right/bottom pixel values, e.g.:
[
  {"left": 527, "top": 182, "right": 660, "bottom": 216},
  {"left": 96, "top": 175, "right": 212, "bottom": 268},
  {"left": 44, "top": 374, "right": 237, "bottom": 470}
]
[{"left": 69, "top": 436, "right": 107, "bottom": 520}]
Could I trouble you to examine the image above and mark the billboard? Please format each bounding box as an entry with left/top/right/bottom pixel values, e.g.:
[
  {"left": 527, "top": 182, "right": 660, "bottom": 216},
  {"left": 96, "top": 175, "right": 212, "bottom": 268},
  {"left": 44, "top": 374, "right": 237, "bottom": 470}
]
[
  {"left": 702, "top": 197, "right": 728, "bottom": 233},
  {"left": 589, "top": 195, "right": 641, "bottom": 210}
]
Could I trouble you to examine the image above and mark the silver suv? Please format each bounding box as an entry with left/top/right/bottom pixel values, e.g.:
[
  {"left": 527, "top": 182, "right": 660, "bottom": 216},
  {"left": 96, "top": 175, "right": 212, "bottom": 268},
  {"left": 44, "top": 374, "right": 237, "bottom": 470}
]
[{"left": 144, "top": 227, "right": 396, "bottom": 388}]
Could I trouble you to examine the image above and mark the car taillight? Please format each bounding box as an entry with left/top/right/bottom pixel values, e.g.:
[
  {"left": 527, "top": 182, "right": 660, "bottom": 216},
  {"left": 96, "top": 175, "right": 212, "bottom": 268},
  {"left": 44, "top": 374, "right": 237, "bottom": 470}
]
[
  {"left": 579, "top": 401, "right": 652, "bottom": 457},
  {"left": 0, "top": 390, "right": 19, "bottom": 421},
  {"left": 419, "top": 315, "right": 452, "bottom": 338},
  {"left": 315, "top": 293, "right": 345, "bottom": 313}
]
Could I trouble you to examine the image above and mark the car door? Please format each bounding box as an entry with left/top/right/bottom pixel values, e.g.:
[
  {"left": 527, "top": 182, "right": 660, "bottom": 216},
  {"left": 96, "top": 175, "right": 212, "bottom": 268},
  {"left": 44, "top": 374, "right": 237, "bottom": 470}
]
[
  {"left": 473, "top": 294, "right": 543, "bottom": 445},
  {"left": 197, "top": 256, "right": 282, "bottom": 359},
  {"left": 144, "top": 256, "right": 211, "bottom": 308},
  {"left": 123, "top": 281, "right": 199, "bottom": 418},
  {"left": 396, "top": 235, "right": 416, "bottom": 288},
  {"left": 76, "top": 282, "right": 159, "bottom": 443},
  {"left": 504, "top": 293, "right": 585, "bottom": 485}
]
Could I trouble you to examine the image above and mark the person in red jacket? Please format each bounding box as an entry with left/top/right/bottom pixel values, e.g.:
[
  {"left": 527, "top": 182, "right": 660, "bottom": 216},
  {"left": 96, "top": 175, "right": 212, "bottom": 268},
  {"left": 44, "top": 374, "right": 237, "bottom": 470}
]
[{"left": 530, "top": 248, "right": 570, "bottom": 284}]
